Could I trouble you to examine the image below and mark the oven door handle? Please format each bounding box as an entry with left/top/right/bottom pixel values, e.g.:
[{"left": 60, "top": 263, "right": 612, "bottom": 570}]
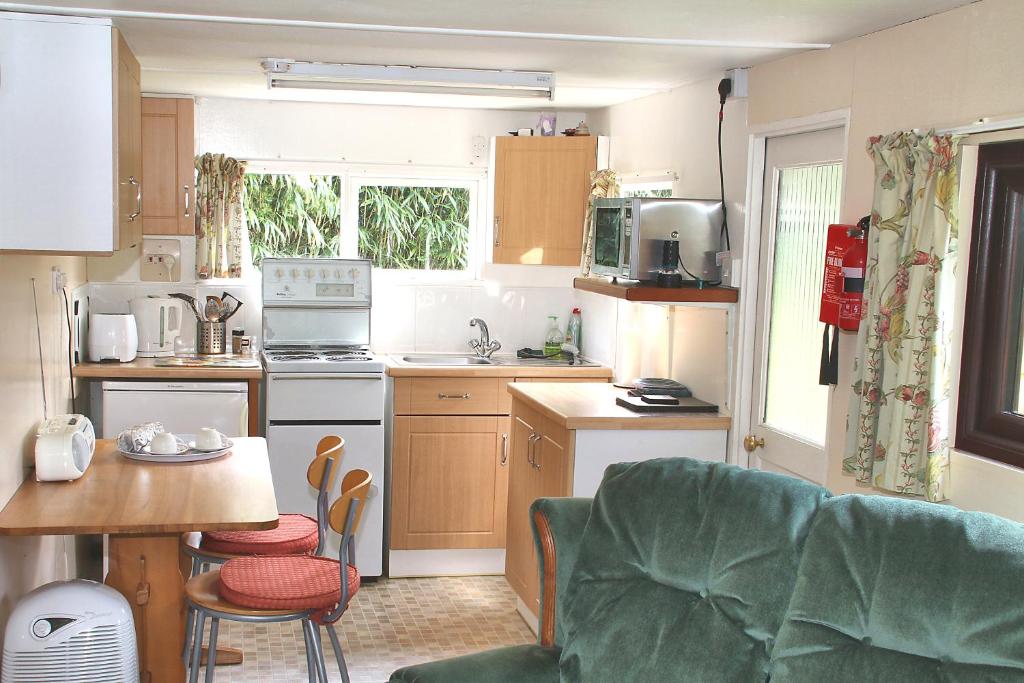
[{"left": 269, "top": 374, "right": 383, "bottom": 381}]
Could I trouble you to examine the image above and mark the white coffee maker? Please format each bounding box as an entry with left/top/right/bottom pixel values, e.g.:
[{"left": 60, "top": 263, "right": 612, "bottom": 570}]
[{"left": 130, "top": 296, "right": 183, "bottom": 357}]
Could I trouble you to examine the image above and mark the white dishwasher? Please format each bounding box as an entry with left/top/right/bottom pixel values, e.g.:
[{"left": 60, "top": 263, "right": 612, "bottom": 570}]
[{"left": 99, "top": 381, "right": 249, "bottom": 438}]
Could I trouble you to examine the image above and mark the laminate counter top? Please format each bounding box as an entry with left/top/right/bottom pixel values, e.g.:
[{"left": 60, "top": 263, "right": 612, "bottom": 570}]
[
  {"left": 74, "top": 355, "right": 263, "bottom": 380},
  {"left": 508, "top": 381, "right": 731, "bottom": 431}
]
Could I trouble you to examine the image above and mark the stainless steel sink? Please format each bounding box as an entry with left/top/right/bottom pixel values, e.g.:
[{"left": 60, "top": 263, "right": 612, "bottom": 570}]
[{"left": 399, "top": 354, "right": 494, "bottom": 366}]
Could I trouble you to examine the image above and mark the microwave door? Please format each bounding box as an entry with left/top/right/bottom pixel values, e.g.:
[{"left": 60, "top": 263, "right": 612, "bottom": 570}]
[{"left": 592, "top": 205, "right": 624, "bottom": 276}]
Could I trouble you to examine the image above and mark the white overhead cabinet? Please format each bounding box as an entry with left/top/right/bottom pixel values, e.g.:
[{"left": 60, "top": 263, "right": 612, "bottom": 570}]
[{"left": 0, "top": 12, "right": 141, "bottom": 253}]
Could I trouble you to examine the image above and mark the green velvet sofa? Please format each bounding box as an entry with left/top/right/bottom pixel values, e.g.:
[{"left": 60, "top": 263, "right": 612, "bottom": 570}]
[{"left": 390, "top": 457, "right": 1024, "bottom": 682}]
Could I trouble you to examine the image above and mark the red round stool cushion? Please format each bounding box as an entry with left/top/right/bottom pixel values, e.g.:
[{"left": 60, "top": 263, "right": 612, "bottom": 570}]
[
  {"left": 200, "top": 513, "right": 319, "bottom": 555},
  {"left": 218, "top": 555, "right": 360, "bottom": 617}
]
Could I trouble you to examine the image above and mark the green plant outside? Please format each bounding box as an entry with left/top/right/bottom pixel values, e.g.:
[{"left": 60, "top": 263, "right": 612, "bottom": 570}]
[
  {"left": 244, "top": 174, "right": 470, "bottom": 271},
  {"left": 358, "top": 186, "right": 469, "bottom": 271}
]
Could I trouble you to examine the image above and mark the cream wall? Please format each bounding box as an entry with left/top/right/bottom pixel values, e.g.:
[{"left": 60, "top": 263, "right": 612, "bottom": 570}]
[
  {"left": 0, "top": 254, "right": 85, "bottom": 648},
  {"left": 747, "top": 0, "right": 1024, "bottom": 518}
]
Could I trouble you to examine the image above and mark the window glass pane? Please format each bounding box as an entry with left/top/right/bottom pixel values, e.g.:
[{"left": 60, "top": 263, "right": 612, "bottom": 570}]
[
  {"left": 763, "top": 163, "right": 843, "bottom": 445},
  {"left": 357, "top": 185, "right": 470, "bottom": 271},
  {"left": 622, "top": 183, "right": 672, "bottom": 198},
  {"left": 244, "top": 174, "right": 342, "bottom": 269}
]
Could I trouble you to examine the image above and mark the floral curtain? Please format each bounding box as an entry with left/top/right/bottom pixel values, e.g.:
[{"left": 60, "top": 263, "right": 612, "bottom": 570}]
[
  {"left": 580, "top": 169, "right": 621, "bottom": 275},
  {"left": 843, "top": 132, "right": 960, "bottom": 501},
  {"left": 195, "top": 153, "right": 248, "bottom": 279}
]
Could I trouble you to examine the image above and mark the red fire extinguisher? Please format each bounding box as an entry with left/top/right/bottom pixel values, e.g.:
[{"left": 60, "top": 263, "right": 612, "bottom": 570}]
[{"left": 838, "top": 217, "right": 869, "bottom": 331}]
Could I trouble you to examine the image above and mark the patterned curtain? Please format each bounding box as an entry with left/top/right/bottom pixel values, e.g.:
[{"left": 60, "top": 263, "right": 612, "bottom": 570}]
[
  {"left": 843, "top": 132, "right": 960, "bottom": 501},
  {"left": 579, "top": 169, "right": 621, "bottom": 275},
  {"left": 195, "top": 153, "right": 248, "bottom": 279}
]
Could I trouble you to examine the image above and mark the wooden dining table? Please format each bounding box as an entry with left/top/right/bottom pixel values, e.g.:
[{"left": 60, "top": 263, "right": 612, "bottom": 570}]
[{"left": 0, "top": 438, "right": 279, "bottom": 683}]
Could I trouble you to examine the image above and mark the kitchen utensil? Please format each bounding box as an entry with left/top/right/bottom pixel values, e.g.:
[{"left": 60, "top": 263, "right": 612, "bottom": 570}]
[
  {"left": 219, "top": 292, "right": 243, "bottom": 321},
  {"left": 130, "top": 296, "right": 184, "bottom": 357},
  {"left": 87, "top": 314, "right": 138, "bottom": 362},
  {"left": 204, "top": 295, "right": 223, "bottom": 322},
  {"left": 169, "top": 293, "right": 203, "bottom": 321},
  {"left": 198, "top": 321, "right": 227, "bottom": 354}
]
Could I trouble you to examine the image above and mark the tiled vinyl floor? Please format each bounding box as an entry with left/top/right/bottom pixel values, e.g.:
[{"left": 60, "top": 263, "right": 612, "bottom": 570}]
[{"left": 196, "top": 575, "right": 534, "bottom": 682}]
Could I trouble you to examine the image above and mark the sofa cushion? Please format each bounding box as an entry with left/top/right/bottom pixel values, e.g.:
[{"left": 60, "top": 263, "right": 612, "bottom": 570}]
[
  {"left": 389, "top": 644, "right": 560, "bottom": 683},
  {"left": 770, "top": 495, "right": 1024, "bottom": 682},
  {"left": 558, "top": 458, "right": 831, "bottom": 683}
]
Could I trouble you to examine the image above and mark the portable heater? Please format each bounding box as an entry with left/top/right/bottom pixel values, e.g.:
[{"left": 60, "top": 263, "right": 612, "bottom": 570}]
[{"left": 1, "top": 580, "right": 137, "bottom": 682}]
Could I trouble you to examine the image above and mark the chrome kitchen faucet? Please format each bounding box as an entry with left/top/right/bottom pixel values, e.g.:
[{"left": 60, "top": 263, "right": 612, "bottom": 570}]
[{"left": 468, "top": 318, "right": 501, "bottom": 358}]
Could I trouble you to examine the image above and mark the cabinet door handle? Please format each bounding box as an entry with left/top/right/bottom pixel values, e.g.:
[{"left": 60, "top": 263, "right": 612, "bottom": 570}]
[
  {"left": 493, "top": 216, "right": 501, "bottom": 248},
  {"left": 528, "top": 432, "right": 542, "bottom": 469},
  {"left": 128, "top": 176, "right": 142, "bottom": 222},
  {"left": 183, "top": 185, "right": 191, "bottom": 218},
  {"left": 526, "top": 432, "right": 535, "bottom": 467},
  {"left": 500, "top": 433, "right": 508, "bottom": 465},
  {"left": 437, "top": 392, "right": 470, "bottom": 400}
]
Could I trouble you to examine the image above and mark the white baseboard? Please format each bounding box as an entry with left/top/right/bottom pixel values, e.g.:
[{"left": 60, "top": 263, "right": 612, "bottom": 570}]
[
  {"left": 388, "top": 548, "right": 506, "bottom": 577},
  {"left": 516, "top": 596, "right": 539, "bottom": 636}
]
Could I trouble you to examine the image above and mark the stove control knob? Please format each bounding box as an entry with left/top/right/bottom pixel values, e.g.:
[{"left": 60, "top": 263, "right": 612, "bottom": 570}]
[
  {"left": 320, "top": 268, "right": 328, "bottom": 280},
  {"left": 304, "top": 268, "right": 314, "bottom": 280},
  {"left": 274, "top": 268, "right": 283, "bottom": 279},
  {"left": 349, "top": 268, "right": 360, "bottom": 279},
  {"left": 290, "top": 268, "right": 299, "bottom": 279},
  {"left": 333, "top": 269, "right": 342, "bottom": 279}
]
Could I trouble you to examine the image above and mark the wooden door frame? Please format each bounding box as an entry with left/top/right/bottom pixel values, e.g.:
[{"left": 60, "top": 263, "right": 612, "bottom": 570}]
[{"left": 730, "top": 109, "right": 850, "bottom": 469}]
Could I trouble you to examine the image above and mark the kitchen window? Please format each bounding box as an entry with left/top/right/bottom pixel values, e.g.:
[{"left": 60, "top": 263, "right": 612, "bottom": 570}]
[
  {"left": 243, "top": 165, "right": 483, "bottom": 276},
  {"left": 621, "top": 181, "right": 673, "bottom": 198},
  {"left": 956, "top": 140, "right": 1024, "bottom": 468}
]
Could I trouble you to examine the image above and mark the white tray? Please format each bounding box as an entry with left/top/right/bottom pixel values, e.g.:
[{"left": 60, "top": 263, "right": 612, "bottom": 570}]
[{"left": 119, "top": 435, "right": 233, "bottom": 464}]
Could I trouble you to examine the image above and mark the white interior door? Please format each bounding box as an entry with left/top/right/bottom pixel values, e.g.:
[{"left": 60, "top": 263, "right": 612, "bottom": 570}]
[{"left": 746, "top": 127, "right": 845, "bottom": 483}]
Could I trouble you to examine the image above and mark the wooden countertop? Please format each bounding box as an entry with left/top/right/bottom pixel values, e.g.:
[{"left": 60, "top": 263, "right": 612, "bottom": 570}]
[
  {"left": 75, "top": 355, "right": 263, "bottom": 380},
  {"left": 509, "top": 382, "right": 732, "bottom": 431},
  {"left": 386, "top": 356, "right": 612, "bottom": 378},
  {"left": 0, "top": 438, "right": 279, "bottom": 535}
]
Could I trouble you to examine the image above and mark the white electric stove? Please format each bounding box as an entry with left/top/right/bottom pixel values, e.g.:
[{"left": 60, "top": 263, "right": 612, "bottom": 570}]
[{"left": 262, "top": 258, "right": 385, "bottom": 577}]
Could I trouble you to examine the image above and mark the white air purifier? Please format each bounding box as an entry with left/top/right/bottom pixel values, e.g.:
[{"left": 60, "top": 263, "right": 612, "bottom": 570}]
[{"left": 1, "top": 580, "right": 138, "bottom": 682}]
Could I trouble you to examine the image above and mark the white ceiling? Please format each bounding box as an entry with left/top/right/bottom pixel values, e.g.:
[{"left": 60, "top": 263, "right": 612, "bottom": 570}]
[{"left": 7, "top": 0, "right": 974, "bottom": 109}]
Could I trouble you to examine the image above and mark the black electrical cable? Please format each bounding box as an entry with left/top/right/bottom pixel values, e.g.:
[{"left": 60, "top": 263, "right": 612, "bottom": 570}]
[
  {"left": 717, "top": 78, "right": 732, "bottom": 253},
  {"left": 678, "top": 254, "right": 721, "bottom": 288},
  {"left": 61, "top": 287, "right": 76, "bottom": 413}
]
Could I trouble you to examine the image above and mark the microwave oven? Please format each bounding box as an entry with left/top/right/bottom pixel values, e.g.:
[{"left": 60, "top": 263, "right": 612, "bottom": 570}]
[{"left": 589, "top": 197, "right": 723, "bottom": 282}]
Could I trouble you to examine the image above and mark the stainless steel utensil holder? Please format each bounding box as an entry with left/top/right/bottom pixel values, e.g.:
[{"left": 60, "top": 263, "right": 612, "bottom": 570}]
[{"left": 198, "top": 321, "right": 227, "bottom": 355}]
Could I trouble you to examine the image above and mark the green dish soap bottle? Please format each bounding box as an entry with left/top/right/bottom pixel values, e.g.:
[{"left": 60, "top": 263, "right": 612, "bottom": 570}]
[{"left": 544, "top": 316, "right": 563, "bottom": 357}]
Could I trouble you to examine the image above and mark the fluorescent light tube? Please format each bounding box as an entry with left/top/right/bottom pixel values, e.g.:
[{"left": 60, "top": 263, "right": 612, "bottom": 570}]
[{"left": 261, "top": 59, "right": 555, "bottom": 100}]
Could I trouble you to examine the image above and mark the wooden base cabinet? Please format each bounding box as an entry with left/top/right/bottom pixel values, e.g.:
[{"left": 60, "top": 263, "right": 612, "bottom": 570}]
[
  {"left": 390, "top": 416, "right": 510, "bottom": 549},
  {"left": 504, "top": 402, "right": 573, "bottom": 615}
]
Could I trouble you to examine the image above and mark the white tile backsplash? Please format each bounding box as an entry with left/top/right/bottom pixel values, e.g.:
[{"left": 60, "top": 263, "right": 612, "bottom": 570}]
[{"left": 413, "top": 286, "right": 475, "bottom": 352}]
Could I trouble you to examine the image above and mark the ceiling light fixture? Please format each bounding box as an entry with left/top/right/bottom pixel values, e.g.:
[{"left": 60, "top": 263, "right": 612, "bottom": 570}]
[{"left": 261, "top": 59, "right": 555, "bottom": 99}]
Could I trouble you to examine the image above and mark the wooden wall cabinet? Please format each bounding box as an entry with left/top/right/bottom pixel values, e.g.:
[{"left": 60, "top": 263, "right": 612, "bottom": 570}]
[
  {"left": 142, "top": 97, "right": 195, "bottom": 235},
  {"left": 0, "top": 13, "right": 140, "bottom": 253},
  {"left": 492, "top": 136, "right": 598, "bottom": 266}
]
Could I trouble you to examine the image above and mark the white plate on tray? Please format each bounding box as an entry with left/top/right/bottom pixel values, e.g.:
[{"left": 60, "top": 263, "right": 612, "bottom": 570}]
[
  {"left": 120, "top": 435, "right": 232, "bottom": 463},
  {"left": 187, "top": 437, "right": 233, "bottom": 453}
]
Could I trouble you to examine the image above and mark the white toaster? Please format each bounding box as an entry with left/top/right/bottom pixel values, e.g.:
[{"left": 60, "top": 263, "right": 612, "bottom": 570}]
[{"left": 35, "top": 415, "right": 96, "bottom": 482}]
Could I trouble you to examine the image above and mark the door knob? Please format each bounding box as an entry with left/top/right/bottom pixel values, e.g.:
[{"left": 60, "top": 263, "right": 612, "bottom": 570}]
[{"left": 743, "top": 435, "right": 766, "bottom": 452}]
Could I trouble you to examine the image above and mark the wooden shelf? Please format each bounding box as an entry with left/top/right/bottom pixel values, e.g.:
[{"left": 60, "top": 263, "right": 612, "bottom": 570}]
[{"left": 573, "top": 277, "right": 739, "bottom": 304}]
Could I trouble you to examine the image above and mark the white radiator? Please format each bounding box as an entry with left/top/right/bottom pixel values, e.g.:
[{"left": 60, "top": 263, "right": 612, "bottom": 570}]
[{"left": 2, "top": 580, "right": 137, "bottom": 682}]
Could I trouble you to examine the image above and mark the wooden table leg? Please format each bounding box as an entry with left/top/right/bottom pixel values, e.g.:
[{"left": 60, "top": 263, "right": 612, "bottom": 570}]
[
  {"left": 106, "top": 534, "right": 185, "bottom": 683},
  {"left": 247, "top": 378, "right": 261, "bottom": 437}
]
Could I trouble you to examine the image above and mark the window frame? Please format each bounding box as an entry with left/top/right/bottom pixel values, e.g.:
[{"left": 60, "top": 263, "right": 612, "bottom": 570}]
[
  {"left": 344, "top": 165, "right": 485, "bottom": 282},
  {"left": 242, "top": 161, "right": 485, "bottom": 281},
  {"left": 956, "top": 139, "right": 1024, "bottom": 467}
]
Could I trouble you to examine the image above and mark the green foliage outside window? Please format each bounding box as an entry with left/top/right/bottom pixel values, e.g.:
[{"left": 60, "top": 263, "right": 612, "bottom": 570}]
[
  {"left": 244, "top": 174, "right": 342, "bottom": 269},
  {"left": 244, "top": 174, "right": 471, "bottom": 271},
  {"left": 358, "top": 186, "right": 470, "bottom": 271},
  {"left": 623, "top": 187, "right": 673, "bottom": 198}
]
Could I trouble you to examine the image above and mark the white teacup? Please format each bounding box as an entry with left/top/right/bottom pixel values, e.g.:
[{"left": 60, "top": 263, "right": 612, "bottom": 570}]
[
  {"left": 196, "top": 428, "right": 224, "bottom": 450},
  {"left": 150, "top": 432, "right": 179, "bottom": 455}
]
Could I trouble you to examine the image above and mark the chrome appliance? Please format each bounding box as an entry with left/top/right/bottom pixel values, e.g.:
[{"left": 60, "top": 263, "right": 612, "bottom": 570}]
[
  {"left": 589, "top": 197, "right": 723, "bottom": 282},
  {"left": 261, "top": 258, "right": 384, "bottom": 577}
]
